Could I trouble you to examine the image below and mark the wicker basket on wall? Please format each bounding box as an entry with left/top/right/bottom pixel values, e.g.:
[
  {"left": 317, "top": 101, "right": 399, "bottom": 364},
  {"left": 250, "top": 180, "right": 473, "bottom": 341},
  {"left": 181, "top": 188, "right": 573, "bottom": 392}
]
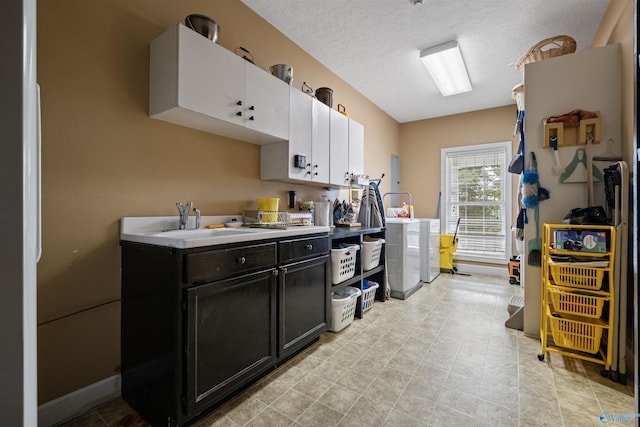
[{"left": 515, "top": 35, "right": 577, "bottom": 74}]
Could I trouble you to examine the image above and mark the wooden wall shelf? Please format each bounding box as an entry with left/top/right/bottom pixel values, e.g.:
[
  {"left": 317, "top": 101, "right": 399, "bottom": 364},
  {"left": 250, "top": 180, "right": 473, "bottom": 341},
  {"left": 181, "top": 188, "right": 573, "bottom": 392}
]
[{"left": 543, "top": 111, "right": 601, "bottom": 147}]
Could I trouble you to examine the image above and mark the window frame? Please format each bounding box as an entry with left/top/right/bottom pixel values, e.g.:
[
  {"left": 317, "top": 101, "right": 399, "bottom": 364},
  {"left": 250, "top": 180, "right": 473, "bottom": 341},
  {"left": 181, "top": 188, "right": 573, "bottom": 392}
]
[{"left": 440, "top": 141, "right": 512, "bottom": 264}]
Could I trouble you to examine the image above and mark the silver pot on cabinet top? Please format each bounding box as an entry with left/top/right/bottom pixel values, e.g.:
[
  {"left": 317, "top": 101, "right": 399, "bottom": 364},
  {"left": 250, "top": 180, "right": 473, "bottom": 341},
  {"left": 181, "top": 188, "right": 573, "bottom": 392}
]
[
  {"left": 270, "top": 64, "right": 293, "bottom": 85},
  {"left": 185, "top": 14, "right": 220, "bottom": 43}
]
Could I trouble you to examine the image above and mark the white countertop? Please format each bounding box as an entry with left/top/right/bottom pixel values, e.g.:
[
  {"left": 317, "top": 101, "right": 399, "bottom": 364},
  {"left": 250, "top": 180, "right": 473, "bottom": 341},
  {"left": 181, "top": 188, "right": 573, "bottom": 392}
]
[{"left": 120, "top": 216, "right": 330, "bottom": 249}]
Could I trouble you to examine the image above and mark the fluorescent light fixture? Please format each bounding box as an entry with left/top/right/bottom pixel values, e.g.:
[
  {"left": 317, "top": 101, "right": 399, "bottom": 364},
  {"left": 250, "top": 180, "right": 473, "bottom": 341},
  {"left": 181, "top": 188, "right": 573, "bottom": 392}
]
[{"left": 420, "top": 41, "right": 472, "bottom": 96}]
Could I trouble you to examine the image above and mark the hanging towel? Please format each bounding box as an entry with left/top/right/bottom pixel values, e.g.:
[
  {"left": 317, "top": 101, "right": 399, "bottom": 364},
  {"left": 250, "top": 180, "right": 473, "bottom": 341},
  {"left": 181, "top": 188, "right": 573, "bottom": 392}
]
[{"left": 521, "top": 152, "right": 540, "bottom": 208}]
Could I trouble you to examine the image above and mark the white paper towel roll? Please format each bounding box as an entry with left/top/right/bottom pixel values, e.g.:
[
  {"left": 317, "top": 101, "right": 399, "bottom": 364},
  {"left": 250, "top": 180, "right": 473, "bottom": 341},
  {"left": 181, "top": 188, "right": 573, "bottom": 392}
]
[{"left": 314, "top": 202, "right": 331, "bottom": 226}]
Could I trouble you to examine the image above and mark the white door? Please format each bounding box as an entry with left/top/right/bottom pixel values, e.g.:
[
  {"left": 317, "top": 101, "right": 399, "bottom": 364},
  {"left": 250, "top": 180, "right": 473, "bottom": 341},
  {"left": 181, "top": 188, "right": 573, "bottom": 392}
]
[{"left": 391, "top": 154, "right": 401, "bottom": 207}]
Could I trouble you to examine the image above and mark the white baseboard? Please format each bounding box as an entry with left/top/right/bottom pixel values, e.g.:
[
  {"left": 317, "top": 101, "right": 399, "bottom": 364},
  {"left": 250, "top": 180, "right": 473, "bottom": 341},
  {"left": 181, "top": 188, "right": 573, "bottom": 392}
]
[
  {"left": 455, "top": 262, "right": 508, "bottom": 277},
  {"left": 38, "top": 375, "right": 120, "bottom": 427}
]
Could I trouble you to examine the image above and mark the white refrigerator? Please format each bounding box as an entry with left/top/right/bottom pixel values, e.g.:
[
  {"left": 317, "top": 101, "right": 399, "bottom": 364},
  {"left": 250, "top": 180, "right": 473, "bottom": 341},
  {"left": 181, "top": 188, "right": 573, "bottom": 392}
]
[{"left": 0, "top": 0, "right": 40, "bottom": 424}]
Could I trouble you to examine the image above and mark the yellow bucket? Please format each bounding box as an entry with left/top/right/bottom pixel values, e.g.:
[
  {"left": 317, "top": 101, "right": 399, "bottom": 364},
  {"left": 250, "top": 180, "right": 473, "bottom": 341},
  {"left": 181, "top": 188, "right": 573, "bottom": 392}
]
[
  {"left": 440, "top": 234, "right": 456, "bottom": 248},
  {"left": 440, "top": 234, "right": 457, "bottom": 271},
  {"left": 257, "top": 198, "right": 279, "bottom": 222}
]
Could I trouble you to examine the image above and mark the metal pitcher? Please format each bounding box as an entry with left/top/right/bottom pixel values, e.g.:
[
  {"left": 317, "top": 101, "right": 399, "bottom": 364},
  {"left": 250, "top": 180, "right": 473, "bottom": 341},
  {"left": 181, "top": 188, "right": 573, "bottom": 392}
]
[{"left": 269, "top": 64, "right": 293, "bottom": 85}]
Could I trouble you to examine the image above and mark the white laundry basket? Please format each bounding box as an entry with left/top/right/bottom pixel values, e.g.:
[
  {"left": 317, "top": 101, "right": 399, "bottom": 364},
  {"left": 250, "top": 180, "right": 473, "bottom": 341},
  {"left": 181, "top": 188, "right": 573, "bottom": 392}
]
[
  {"left": 331, "top": 245, "right": 360, "bottom": 284},
  {"left": 330, "top": 287, "right": 361, "bottom": 332},
  {"left": 362, "top": 238, "right": 384, "bottom": 271},
  {"left": 361, "top": 281, "right": 380, "bottom": 312}
]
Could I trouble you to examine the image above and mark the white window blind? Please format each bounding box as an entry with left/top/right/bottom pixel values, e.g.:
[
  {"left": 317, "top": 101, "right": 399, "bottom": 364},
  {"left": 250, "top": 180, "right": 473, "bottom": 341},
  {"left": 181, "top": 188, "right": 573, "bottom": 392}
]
[{"left": 441, "top": 142, "right": 511, "bottom": 263}]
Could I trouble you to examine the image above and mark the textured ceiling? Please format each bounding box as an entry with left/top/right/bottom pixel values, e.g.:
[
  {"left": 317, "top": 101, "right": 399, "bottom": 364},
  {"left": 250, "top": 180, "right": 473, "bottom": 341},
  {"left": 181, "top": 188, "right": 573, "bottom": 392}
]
[{"left": 240, "top": 0, "right": 608, "bottom": 123}]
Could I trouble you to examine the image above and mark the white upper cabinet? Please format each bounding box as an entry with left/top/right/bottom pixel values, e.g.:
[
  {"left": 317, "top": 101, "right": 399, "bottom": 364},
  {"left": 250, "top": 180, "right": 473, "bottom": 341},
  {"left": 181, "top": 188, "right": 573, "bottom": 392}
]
[
  {"left": 149, "top": 24, "right": 289, "bottom": 144},
  {"left": 260, "top": 88, "right": 330, "bottom": 185},
  {"left": 329, "top": 109, "right": 350, "bottom": 186},
  {"left": 348, "top": 119, "right": 364, "bottom": 177}
]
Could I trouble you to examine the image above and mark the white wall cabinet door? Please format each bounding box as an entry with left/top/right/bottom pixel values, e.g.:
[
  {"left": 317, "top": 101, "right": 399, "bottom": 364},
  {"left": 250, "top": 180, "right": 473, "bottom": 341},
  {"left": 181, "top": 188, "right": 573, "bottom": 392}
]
[
  {"left": 329, "top": 109, "right": 349, "bottom": 186},
  {"left": 348, "top": 119, "right": 364, "bottom": 177},
  {"left": 287, "top": 88, "right": 313, "bottom": 181},
  {"left": 245, "top": 65, "right": 290, "bottom": 140},
  {"left": 311, "top": 100, "right": 330, "bottom": 183},
  {"left": 178, "top": 27, "right": 245, "bottom": 126}
]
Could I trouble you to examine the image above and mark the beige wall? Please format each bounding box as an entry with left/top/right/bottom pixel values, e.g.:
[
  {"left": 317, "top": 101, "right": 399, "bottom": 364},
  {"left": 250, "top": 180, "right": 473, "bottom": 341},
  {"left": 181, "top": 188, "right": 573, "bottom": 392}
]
[
  {"left": 398, "top": 106, "right": 518, "bottom": 218},
  {"left": 37, "top": 0, "right": 399, "bottom": 402},
  {"left": 592, "top": 0, "right": 634, "bottom": 164}
]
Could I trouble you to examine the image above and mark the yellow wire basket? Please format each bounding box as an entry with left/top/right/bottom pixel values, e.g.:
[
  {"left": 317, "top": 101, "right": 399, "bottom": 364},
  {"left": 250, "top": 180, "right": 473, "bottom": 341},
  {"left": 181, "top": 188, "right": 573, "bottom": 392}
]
[
  {"left": 550, "top": 313, "right": 604, "bottom": 354},
  {"left": 515, "top": 35, "right": 577, "bottom": 73},
  {"left": 548, "top": 287, "right": 606, "bottom": 319},
  {"left": 549, "top": 261, "right": 605, "bottom": 290}
]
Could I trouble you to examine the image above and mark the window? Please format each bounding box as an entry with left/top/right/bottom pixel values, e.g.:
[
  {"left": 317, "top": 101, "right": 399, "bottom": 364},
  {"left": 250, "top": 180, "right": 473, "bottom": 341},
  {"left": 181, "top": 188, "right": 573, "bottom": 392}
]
[{"left": 441, "top": 142, "right": 512, "bottom": 264}]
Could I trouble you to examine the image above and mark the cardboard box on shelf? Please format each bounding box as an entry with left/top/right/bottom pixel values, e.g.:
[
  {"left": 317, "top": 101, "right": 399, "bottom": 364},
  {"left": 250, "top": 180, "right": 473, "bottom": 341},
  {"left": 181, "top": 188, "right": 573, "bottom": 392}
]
[{"left": 554, "top": 229, "right": 607, "bottom": 253}]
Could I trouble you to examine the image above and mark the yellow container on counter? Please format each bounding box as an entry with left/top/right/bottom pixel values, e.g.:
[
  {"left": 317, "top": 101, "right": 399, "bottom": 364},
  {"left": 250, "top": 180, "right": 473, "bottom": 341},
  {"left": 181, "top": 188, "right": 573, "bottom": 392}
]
[{"left": 257, "top": 198, "right": 279, "bottom": 222}]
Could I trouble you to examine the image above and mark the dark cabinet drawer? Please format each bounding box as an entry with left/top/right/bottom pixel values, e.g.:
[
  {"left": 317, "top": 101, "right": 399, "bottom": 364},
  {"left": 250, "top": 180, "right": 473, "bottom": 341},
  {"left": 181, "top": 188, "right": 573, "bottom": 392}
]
[
  {"left": 184, "top": 243, "right": 277, "bottom": 284},
  {"left": 278, "top": 236, "right": 329, "bottom": 263}
]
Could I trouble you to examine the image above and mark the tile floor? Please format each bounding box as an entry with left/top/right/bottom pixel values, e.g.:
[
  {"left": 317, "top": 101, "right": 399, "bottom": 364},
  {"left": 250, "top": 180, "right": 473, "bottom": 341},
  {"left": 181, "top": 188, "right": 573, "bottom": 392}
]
[{"left": 60, "top": 273, "right": 635, "bottom": 426}]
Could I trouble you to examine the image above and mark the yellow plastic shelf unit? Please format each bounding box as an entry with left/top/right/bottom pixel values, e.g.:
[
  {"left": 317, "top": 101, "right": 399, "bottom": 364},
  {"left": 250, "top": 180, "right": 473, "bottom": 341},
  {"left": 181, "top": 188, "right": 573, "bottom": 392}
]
[{"left": 538, "top": 223, "right": 616, "bottom": 370}]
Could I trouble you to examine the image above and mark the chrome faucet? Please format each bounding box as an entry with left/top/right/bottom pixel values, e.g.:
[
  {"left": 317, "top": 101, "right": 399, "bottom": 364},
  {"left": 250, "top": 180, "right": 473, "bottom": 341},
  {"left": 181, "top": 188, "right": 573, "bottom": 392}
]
[
  {"left": 193, "top": 208, "right": 201, "bottom": 229},
  {"left": 176, "top": 202, "right": 193, "bottom": 229}
]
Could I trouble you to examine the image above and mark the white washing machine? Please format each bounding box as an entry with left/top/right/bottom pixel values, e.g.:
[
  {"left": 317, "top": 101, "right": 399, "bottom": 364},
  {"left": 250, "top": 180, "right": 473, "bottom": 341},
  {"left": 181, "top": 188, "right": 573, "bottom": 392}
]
[
  {"left": 417, "top": 218, "right": 440, "bottom": 283},
  {"left": 385, "top": 218, "right": 422, "bottom": 299}
]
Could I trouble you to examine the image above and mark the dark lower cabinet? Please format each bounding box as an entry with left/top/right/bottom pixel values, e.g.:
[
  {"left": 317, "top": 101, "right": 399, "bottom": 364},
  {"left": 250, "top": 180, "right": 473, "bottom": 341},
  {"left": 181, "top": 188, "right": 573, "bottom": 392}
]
[
  {"left": 185, "top": 269, "right": 277, "bottom": 415},
  {"left": 279, "top": 255, "right": 328, "bottom": 358},
  {"left": 121, "top": 233, "right": 329, "bottom": 426}
]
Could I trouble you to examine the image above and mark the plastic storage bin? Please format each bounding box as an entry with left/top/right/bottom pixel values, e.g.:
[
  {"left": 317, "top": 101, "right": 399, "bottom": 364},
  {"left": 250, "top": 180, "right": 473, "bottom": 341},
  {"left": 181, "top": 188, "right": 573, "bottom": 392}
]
[
  {"left": 362, "top": 238, "right": 384, "bottom": 271},
  {"left": 549, "top": 261, "right": 605, "bottom": 290},
  {"left": 362, "top": 281, "right": 380, "bottom": 312},
  {"left": 330, "top": 287, "right": 361, "bottom": 332},
  {"left": 331, "top": 245, "right": 360, "bottom": 284},
  {"left": 549, "top": 311, "right": 604, "bottom": 354},
  {"left": 548, "top": 286, "right": 606, "bottom": 319}
]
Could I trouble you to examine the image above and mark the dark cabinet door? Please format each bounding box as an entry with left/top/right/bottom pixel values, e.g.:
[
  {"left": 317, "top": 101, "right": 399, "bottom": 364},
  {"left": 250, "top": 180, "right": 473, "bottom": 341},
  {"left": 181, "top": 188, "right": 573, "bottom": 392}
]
[
  {"left": 184, "top": 269, "right": 277, "bottom": 415},
  {"left": 279, "top": 256, "right": 328, "bottom": 357}
]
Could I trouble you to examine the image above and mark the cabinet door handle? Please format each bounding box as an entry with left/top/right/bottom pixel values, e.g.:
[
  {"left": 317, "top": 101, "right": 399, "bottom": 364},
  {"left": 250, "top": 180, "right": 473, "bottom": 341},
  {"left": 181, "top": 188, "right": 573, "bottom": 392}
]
[
  {"left": 272, "top": 269, "right": 279, "bottom": 276},
  {"left": 281, "top": 267, "right": 287, "bottom": 274},
  {"left": 305, "top": 244, "right": 313, "bottom": 250},
  {"left": 236, "top": 100, "right": 242, "bottom": 106},
  {"left": 249, "top": 116, "right": 255, "bottom": 121},
  {"left": 236, "top": 256, "right": 246, "bottom": 264},
  {"left": 236, "top": 111, "right": 242, "bottom": 116},
  {"left": 249, "top": 105, "right": 255, "bottom": 111}
]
